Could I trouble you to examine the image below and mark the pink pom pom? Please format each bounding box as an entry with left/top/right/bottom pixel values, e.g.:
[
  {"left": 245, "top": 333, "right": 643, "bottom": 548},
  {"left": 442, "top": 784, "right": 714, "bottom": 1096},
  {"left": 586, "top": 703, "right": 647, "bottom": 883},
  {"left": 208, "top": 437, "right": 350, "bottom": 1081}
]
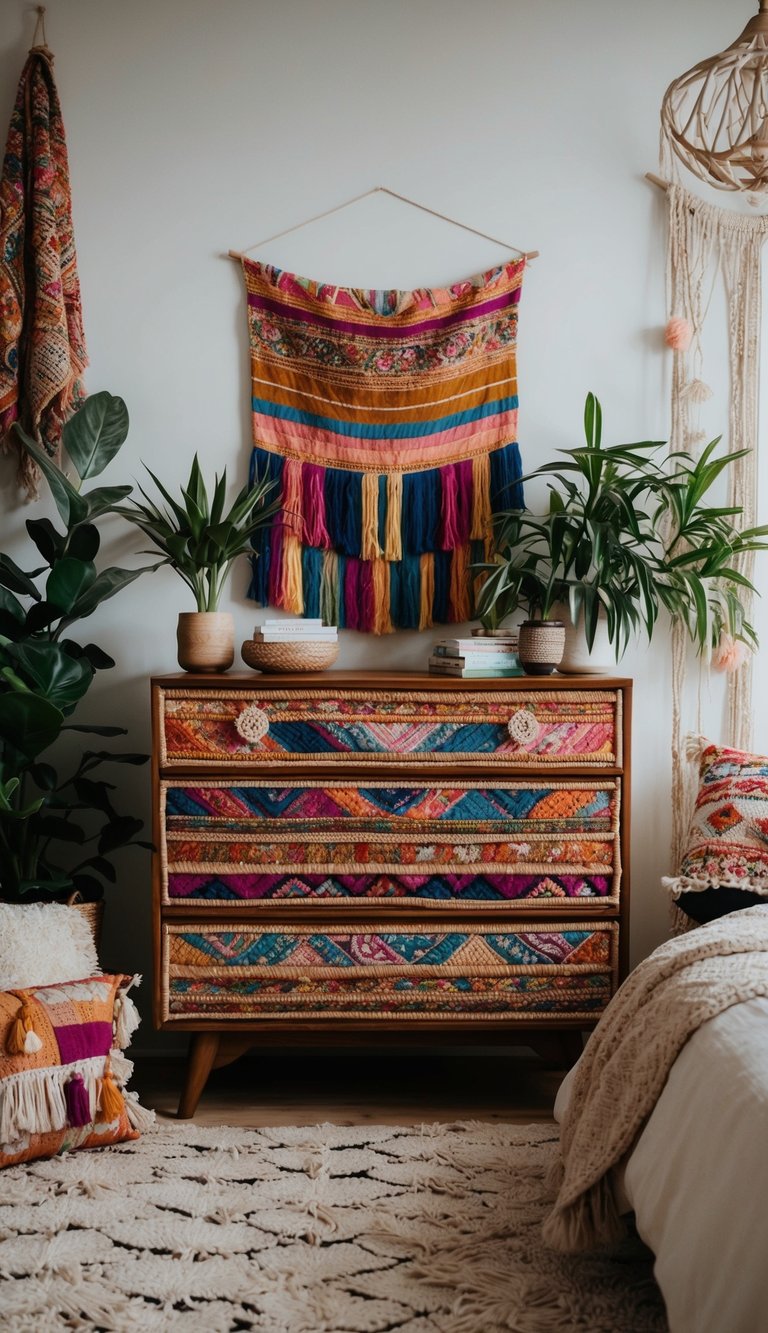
[
  {"left": 712, "top": 633, "right": 748, "bottom": 674},
  {"left": 664, "top": 317, "right": 693, "bottom": 351}
]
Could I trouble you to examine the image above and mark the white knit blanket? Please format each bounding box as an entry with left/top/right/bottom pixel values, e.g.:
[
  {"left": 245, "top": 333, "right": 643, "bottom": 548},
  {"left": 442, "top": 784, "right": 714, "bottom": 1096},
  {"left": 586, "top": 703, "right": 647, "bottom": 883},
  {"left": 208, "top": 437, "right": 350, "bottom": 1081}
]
[{"left": 543, "top": 904, "right": 768, "bottom": 1252}]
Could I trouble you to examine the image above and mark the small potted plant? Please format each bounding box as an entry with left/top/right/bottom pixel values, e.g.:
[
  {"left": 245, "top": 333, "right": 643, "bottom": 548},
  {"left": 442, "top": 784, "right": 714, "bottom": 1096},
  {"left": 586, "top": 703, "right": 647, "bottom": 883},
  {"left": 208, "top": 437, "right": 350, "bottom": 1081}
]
[
  {"left": 1, "top": 394, "right": 153, "bottom": 933},
  {"left": 119, "top": 456, "right": 279, "bottom": 672},
  {"left": 476, "top": 393, "right": 768, "bottom": 672}
]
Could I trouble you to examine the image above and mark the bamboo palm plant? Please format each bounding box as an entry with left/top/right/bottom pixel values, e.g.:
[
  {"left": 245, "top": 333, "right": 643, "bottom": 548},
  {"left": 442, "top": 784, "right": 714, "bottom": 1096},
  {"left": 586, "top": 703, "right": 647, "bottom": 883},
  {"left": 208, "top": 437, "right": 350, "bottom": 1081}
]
[{"left": 476, "top": 393, "right": 768, "bottom": 657}]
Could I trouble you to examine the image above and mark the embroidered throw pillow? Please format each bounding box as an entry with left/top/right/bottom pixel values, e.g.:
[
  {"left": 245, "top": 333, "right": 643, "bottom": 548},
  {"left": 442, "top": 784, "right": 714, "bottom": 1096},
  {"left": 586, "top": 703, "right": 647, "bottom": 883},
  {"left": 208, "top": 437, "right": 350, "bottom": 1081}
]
[
  {"left": 664, "top": 739, "right": 768, "bottom": 924},
  {"left": 0, "top": 973, "right": 153, "bottom": 1168},
  {"left": 0, "top": 902, "right": 99, "bottom": 990}
]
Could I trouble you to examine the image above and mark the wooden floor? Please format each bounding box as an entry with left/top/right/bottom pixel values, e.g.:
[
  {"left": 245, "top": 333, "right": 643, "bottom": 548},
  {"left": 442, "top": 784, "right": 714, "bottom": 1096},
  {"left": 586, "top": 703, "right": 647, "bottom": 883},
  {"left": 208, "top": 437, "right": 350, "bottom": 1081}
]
[{"left": 135, "top": 1044, "right": 562, "bottom": 1128}]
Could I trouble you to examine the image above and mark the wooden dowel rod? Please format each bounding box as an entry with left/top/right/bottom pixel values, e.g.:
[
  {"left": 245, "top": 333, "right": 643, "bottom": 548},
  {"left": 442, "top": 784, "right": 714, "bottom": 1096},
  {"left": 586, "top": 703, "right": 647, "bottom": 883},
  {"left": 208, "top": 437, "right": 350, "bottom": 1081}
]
[{"left": 645, "top": 172, "right": 670, "bottom": 191}]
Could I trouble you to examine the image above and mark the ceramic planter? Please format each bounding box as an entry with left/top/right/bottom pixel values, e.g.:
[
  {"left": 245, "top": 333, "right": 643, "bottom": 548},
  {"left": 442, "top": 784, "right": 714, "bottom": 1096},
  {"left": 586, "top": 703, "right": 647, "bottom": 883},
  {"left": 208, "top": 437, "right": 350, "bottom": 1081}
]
[
  {"left": 517, "top": 620, "right": 565, "bottom": 676},
  {"left": 553, "top": 602, "right": 614, "bottom": 675},
  {"left": 177, "top": 612, "right": 234, "bottom": 674}
]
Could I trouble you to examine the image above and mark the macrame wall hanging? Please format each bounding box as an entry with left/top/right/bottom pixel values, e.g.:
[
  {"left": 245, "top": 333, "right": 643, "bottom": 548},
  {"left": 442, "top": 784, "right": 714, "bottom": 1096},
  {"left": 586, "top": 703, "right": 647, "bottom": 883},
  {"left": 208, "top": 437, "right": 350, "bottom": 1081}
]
[
  {"left": 652, "top": 0, "right": 768, "bottom": 864},
  {"left": 0, "top": 8, "right": 88, "bottom": 497},
  {"left": 231, "top": 188, "right": 538, "bottom": 633}
]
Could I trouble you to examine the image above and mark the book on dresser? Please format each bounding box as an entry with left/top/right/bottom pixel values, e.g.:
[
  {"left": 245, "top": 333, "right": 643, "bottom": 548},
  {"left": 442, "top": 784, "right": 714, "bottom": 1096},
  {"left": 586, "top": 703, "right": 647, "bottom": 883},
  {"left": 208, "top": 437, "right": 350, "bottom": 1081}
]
[{"left": 151, "top": 671, "right": 631, "bottom": 1117}]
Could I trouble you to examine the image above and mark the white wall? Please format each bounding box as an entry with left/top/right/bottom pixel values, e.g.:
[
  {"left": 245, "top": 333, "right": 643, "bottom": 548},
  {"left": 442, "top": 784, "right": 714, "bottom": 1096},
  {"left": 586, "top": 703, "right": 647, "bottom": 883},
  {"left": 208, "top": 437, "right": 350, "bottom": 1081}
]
[{"left": 1, "top": 0, "right": 765, "bottom": 1049}]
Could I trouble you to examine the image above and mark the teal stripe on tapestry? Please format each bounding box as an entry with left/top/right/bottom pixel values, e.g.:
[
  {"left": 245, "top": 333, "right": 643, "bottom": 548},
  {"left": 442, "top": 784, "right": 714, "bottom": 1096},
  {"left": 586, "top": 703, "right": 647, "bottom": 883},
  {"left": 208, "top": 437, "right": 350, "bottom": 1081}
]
[
  {"left": 302, "top": 546, "right": 322, "bottom": 618},
  {"left": 250, "top": 394, "right": 519, "bottom": 440}
]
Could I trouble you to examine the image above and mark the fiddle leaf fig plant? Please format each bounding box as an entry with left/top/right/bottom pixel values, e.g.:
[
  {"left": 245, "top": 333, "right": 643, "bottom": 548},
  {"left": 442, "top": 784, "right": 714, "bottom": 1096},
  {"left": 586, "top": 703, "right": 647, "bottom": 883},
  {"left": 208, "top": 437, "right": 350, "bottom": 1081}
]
[
  {"left": 119, "top": 454, "right": 280, "bottom": 611},
  {"left": 0, "top": 392, "right": 154, "bottom": 903},
  {"left": 476, "top": 393, "right": 768, "bottom": 657}
]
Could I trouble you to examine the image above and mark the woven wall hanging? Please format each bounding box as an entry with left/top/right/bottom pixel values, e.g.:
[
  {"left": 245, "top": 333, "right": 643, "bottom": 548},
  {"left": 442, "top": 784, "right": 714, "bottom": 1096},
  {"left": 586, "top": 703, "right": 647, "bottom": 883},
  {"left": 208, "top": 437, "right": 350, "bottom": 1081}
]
[{"left": 233, "top": 189, "right": 536, "bottom": 633}]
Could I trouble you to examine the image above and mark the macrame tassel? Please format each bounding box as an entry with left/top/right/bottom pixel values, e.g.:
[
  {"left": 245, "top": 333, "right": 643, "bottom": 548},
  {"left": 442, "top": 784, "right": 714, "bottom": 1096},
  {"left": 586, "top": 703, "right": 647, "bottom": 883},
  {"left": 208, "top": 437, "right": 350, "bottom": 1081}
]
[
  {"left": 440, "top": 462, "right": 460, "bottom": 549},
  {"left": 280, "top": 458, "right": 304, "bottom": 537},
  {"left": 664, "top": 316, "right": 693, "bottom": 351},
  {"left": 471, "top": 452, "right": 492, "bottom": 540},
  {"left": 377, "top": 474, "right": 387, "bottom": 554},
  {"left": 302, "top": 545, "right": 323, "bottom": 619},
  {"left": 403, "top": 468, "right": 439, "bottom": 554},
  {"left": 279, "top": 534, "right": 304, "bottom": 614},
  {"left": 449, "top": 544, "right": 471, "bottom": 623},
  {"left": 113, "top": 990, "right": 141, "bottom": 1050},
  {"left": 6, "top": 1001, "right": 41, "bottom": 1056},
  {"left": 419, "top": 554, "right": 435, "bottom": 631},
  {"left": 390, "top": 556, "right": 421, "bottom": 630},
  {"left": 490, "top": 442, "right": 524, "bottom": 511},
  {"left": 320, "top": 550, "right": 339, "bottom": 627},
  {"left": 267, "top": 522, "right": 285, "bottom": 608},
  {"left": 684, "top": 733, "right": 709, "bottom": 764},
  {"left": 360, "top": 560, "right": 375, "bottom": 633},
  {"left": 681, "top": 378, "right": 713, "bottom": 403},
  {"left": 98, "top": 1061, "right": 125, "bottom": 1124},
  {"left": 248, "top": 526, "right": 271, "bottom": 605},
  {"left": 124, "top": 1089, "right": 156, "bottom": 1133},
  {"left": 344, "top": 558, "right": 361, "bottom": 631},
  {"left": 302, "top": 463, "right": 330, "bottom": 547},
  {"left": 371, "top": 558, "right": 393, "bottom": 635},
  {"left": 64, "top": 1073, "right": 92, "bottom": 1128},
  {"left": 325, "top": 468, "right": 363, "bottom": 556},
  {"left": 361, "top": 473, "right": 383, "bottom": 559},
  {"left": 470, "top": 537, "right": 487, "bottom": 616},
  {"left": 384, "top": 474, "right": 403, "bottom": 560},
  {"left": 433, "top": 550, "right": 451, "bottom": 624},
  {"left": 336, "top": 555, "right": 347, "bottom": 627}
]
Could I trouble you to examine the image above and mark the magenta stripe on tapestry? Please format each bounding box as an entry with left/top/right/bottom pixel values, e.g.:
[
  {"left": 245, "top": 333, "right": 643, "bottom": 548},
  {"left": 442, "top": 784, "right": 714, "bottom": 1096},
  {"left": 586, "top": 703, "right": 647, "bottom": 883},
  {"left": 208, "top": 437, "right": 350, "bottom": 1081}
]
[{"left": 246, "top": 287, "right": 520, "bottom": 340}]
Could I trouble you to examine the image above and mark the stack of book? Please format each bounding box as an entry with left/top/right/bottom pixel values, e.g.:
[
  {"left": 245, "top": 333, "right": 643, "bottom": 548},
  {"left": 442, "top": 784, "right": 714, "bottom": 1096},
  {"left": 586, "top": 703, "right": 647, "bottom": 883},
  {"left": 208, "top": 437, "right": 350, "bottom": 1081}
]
[
  {"left": 428, "top": 635, "right": 522, "bottom": 678},
  {"left": 253, "top": 618, "right": 338, "bottom": 643}
]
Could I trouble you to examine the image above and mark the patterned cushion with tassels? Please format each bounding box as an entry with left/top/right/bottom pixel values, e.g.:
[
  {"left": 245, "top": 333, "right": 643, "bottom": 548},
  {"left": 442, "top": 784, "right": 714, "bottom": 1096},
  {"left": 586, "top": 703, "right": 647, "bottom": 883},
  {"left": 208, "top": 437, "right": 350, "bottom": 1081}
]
[{"left": 0, "top": 973, "right": 153, "bottom": 1168}]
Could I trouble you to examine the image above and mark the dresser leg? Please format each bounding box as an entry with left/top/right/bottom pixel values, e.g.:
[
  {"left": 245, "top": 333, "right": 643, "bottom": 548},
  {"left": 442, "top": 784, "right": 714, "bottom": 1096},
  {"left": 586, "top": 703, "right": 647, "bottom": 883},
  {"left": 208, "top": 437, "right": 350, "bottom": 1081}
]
[{"left": 178, "top": 1032, "right": 220, "bottom": 1119}]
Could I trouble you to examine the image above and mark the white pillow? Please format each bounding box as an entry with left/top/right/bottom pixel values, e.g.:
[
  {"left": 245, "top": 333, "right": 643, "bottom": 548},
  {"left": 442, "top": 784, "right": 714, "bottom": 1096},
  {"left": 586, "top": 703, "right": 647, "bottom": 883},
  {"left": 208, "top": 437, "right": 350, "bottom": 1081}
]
[{"left": 0, "top": 902, "right": 100, "bottom": 990}]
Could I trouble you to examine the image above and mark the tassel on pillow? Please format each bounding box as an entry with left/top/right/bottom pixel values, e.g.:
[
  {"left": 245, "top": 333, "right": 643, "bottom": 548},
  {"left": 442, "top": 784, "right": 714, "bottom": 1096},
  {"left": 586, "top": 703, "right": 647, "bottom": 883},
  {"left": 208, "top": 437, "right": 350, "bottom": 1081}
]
[
  {"left": 113, "top": 990, "right": 141, "bottom": 1049},
  {"left": 98, "top": 1059, "right": 125, "bottom": 1123},
  {"left": 6, "top": 1000, "right": 43, "bottom": 1056},
  {"left": 64, "top": 1073, "right": 92, "bottom": 1128}
]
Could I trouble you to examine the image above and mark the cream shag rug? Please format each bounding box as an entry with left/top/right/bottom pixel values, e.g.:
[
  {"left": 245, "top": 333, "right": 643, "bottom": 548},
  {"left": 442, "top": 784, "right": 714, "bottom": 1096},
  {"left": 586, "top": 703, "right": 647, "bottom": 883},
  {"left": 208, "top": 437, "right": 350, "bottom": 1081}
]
[{"left": 0, "top": 1121, "right": 666, "bottom": 1332}]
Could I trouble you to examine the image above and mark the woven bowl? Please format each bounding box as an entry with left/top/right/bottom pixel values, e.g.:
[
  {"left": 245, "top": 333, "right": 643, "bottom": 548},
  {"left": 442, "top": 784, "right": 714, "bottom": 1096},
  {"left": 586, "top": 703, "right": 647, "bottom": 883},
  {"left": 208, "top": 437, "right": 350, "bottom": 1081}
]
[{"left": 241, "top": 639, "right": 339, "bottom": 674}]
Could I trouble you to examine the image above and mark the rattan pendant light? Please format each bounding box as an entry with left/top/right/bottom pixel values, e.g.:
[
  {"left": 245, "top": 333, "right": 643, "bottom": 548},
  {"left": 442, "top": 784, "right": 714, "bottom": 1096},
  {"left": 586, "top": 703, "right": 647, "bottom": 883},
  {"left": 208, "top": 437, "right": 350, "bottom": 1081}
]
[{"left": 662, "top": 0, "right": 768, "bottom": 195}]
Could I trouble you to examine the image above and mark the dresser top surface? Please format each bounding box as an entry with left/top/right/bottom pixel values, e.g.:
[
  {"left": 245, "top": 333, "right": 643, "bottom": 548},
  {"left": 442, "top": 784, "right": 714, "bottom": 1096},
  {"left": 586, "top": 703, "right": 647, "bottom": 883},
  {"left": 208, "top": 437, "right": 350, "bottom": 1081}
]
[{"left": 151, "top": 670, "right": 633, "bottom": 691}]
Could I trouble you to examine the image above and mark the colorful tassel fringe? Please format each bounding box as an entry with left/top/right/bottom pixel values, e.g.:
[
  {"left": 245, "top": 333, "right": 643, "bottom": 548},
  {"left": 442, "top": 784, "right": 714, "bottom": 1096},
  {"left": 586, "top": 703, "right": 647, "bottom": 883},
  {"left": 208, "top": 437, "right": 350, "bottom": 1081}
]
[
  {"left": 64, "top": 1072, "right": 91, "bottom": 1127},
  {"left": 6, "top": 1000, "right": 42, "bottom": 1056},
  {"left": 98, "top": 1060, "right": 126, "bottom": 1123},
  {"left": 248, "top": 440, "right": 524, "bottom": 633}
]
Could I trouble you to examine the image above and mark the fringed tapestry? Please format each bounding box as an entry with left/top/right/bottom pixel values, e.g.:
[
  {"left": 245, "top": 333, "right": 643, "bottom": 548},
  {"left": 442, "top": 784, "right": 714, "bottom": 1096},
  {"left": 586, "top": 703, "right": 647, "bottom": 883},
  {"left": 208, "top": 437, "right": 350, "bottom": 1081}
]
[
  {"left": 0, "top": 46, "right": 88, "bottom": 497},
  {"left": 241, "top": 257, "right": 526, "bottom": 632}
]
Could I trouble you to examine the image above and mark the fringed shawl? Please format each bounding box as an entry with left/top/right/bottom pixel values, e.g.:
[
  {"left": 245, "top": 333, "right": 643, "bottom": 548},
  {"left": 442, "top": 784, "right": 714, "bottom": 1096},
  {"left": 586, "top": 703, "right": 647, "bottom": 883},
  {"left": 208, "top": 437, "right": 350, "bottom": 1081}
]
[
  {"left": 242, "top": 258, "right": 525, "bottom": 632},
  {"left": 0, "top": 47, "right": 88, "bottom": 496}
]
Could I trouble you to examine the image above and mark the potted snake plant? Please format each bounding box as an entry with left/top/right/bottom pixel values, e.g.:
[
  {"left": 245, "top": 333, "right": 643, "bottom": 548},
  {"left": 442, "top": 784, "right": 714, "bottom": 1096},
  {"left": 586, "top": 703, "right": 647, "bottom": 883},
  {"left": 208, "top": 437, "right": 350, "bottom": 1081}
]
[
  {"left": 476, "top": 393, "right": 768, "bottom": 672},
  {"left": 118, "top": 456, "right": 279, "bottom": 672}
]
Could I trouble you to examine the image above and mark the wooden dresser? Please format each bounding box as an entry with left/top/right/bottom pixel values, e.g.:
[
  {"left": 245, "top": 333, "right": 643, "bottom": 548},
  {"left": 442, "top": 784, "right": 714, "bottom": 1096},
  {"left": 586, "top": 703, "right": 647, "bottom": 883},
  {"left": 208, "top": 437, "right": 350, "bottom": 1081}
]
[{"left": 151, "top": 671, "right": 631, "bottom": 1116}]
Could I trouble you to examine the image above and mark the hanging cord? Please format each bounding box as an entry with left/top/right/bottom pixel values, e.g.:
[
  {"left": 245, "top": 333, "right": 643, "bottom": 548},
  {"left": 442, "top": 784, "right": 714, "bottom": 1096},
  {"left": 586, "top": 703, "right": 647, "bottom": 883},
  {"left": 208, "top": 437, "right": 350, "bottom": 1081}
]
[
  {"left": 226, "top": 186, "right": 539, "bottom": 262},
  {"left": 31, "top": 5, "right": 51, "bottom": 53}
]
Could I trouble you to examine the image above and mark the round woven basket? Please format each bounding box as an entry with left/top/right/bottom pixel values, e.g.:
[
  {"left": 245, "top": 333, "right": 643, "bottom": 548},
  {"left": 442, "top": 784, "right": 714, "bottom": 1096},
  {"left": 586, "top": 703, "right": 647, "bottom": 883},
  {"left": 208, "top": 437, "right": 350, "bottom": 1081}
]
[
  {"left": 66, "top": 892, "right": 105, "bottom": 952},
  {"left": 241, "top": 639, "right": 339, "bottom": 674}
]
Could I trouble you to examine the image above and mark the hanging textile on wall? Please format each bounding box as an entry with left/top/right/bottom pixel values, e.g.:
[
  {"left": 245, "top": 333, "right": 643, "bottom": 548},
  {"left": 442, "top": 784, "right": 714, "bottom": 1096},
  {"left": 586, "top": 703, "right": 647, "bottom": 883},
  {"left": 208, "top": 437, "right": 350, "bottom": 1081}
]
[
  {"left": 0, "top": 43, "right": 88, "bottom": 497},
  {"left": 240, "top": 257, "right": 525, "bottom": 633},
  {"left": 663, "top": 180, "right": 768, "bottom": 866}
]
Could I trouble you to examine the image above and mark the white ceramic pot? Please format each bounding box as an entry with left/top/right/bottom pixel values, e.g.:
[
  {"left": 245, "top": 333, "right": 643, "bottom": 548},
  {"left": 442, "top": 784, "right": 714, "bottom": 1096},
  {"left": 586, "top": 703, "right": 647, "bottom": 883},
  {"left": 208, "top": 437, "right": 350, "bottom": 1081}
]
[
  {"left": 552, "top": 601, "right": 615, "bottom": 675},
  {"left": 177, "top": 612, "right": 234, "bottom": 673}
]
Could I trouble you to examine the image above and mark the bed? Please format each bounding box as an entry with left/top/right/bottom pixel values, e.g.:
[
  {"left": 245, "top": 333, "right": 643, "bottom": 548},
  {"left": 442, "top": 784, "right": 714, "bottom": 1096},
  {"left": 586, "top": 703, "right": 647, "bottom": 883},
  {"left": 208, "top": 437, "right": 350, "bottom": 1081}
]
[{"left": 547, "top": 905, "right": 768, "bottom": 1333}]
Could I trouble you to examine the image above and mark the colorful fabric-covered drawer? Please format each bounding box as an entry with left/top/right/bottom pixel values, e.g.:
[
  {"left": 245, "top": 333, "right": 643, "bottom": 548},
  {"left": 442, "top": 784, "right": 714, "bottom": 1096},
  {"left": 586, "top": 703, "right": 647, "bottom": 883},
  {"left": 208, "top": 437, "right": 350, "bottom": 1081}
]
[
  {"left": 160, "top": 778, "right": 622, "bottom": 909},
  {"left": 162, "top": 922, "right": 619, "bottom": 1022},
  {"left": 158, "top": 687, "right": 621, "bottom": 769}
]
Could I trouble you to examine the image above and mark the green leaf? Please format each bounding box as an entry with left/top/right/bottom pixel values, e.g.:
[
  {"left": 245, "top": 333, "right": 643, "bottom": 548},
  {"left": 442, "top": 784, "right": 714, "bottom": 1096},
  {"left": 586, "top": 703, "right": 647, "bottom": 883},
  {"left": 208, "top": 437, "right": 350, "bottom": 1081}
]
[
  {"left": 0, "top": 553, "right": 41, "bottom": 600},
  {"left": 62, "top": 723, "right": 127, "bottom": 736},
  {"left": 26, "top": 518, "right": 65, "bottom": 565},
  {"left": 98, "top": 815, "right": 144, "bottom": 854},
  {"left": 81, "top": 485, "right": 133, "bottom": 521},
  {"left": 34, "top": 814, "right": 86, "bottom": 844},
  {"left": 62, "top": 565, "right": 153, "bottom": 622},
  {"left": 3, "top": 641, "right": 93, "bottom": 710},
  {"left": 0, "top": 693, "right": 64, "bottom": 758},
  {"left": 23, "top": 601, "right": 63, "bottom": 632},
  {"left": 62, "top": 392, "right": 129, "bottom": 480},
  {"left": 46, "top": 557, "right": 97, "bottom": 613},
  {"left": 67, "top": 524, "right": 101, "bottom": 562},
  {"left": 12, "top": 427, "right": 87, "bottom": 526}
]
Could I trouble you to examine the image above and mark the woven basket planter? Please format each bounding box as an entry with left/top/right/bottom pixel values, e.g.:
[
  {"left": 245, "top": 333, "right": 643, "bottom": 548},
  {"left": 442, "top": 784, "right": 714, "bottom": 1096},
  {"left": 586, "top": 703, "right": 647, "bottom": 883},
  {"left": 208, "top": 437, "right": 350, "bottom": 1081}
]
[
  {"left": 518, "top": 620, "right": 565, "bottom": 676},
  {"left": 241, "top": 640, "right": 339, "bottom": 674}
]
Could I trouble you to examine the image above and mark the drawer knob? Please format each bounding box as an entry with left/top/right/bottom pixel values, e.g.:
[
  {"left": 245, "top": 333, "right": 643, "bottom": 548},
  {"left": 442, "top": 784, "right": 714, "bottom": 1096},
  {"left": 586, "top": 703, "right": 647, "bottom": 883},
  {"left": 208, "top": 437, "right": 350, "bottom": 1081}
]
[
  {"left": 507, "top": 708, "right": 539, "bottom": 744},
  {"left": 234, "top": 704, "right": 269, "bottom": 743}
]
